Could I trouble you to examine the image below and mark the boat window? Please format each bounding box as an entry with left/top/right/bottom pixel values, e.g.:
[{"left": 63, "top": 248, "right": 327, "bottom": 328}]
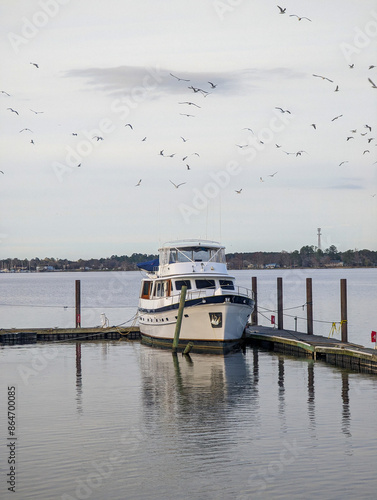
[
  {"left": 169, "top": 250, "right": 177, "bottom": 263},
  {"left": 220, "top": 280, "right": 235, "bottom": 290},
  {"left": 195, "top": 279, "right": 216, "bottom": 289},
  {"left": 177, "top": 250, "right": 193, "bottom": 263},
  {"left": 141, "top": 280, "right": 153, "bottom": 299},
  {"left": 174, "top": 279, "right": 191, "bottom": 290}
]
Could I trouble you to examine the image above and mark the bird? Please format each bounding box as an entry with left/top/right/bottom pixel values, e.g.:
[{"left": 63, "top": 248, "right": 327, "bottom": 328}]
[
  {"left": 275, "top": 144, "right": 282, "bottom": 148},
  {"left": 339, "top": 161, "right": 349, "bottom": 166},
  {"left": 236, "top": 144, "right": 249, "bottom": 149},
  {"left": 235, "top": 189, "right": 242, "bottom": 194},
  {"left": 170, "top": 180, "right": 186, "bottom": 189},
  {"left": 159, "top": 150, "right": 164, "bottom": 156},
  {"left": 179, "top": 102, "right": 201, "bottom": 108},
  {"left": 7, "top": 108, "right": 19, "bottom": 115},
  {"left": 350, "top": 129, "right": 357, "bottom": 133},
  {"left": 180, "top": 113, "right": 195, "bottom": 117},
  {"left": 92, "top": 136, "right": 103, "bottom": 141},
  {"left": 313, "top": 74, "right": 333, "bottom": 82},
  {"left": 334, "top": 85, "right": 339, "bottom": 92},
  {"left": 186, "top": 164, "right": 191, "bottom": 170},
  {"left": 277, "top": 6, "right": 286, "bottom": 14},
  {"left": 30, "top": 109, "right": 44, "bottom": 114},
  {"left": 0, "top": 170, "right": 4, "bottom": 174},
  {"left": 346, "top": 136, "right": 354, "bottom": 141},
  {"left": 77, "top": 163, "right": 81, "bottom": 167},
  {"left": 369, "top": 65, "right": 376, "bottom": 70},
  {"left": 363, "top": 150, "right": 370, "bottom": 154},
  {"left": 259, "top": 177, "right": 264, "bottom": 182},
  {"left": 296, "top": 150, "right": 308, "bottom": 156},
  {"left": 275, "top": 107, "right": 291, "bottom": 114},
  {"left": 0, "top": 90, "right": 10, "bottom": 96},
  {"left": 170, "top": 73, "right": 190, "bottom": 82},
  {"left": 181, "top": 136, "right": 188, "bottom": 142},
  {"left": 125, "top": 123, "right": 133, "bottom": 129},
  {"left": 367, "top": 138, "right": 374, "bottom": 143},
  {"left": 349, "top": 64, "right": 354, "bottom": 68},
  {"left": 19, "top": 128, "right": 33, "bottom": 133},
  {"left": 135, "top": 179, "right": 142, "bottom": 186},
  {"left": 166, "top": 153, "right": 176, "bottom": 158},
  {"left": 331, "top": 114, "right": 343, "bottom": 121},
  {"left": 142, "top": 136, "right": 147, "bottom": 141},
  {"left": 311, "top": 124, "right": 316, "bottom": 129},
  {"left": 268, "top": 172, "right": 278, "bottom": 177},
  {"left": 208, "top": 81, "right": 217, "bottom": 88},
  {"left": 30, "top": 139, "right": 35, "bottom": 145},
  {"left": 30, "top": 62, "right": 39, "bottom": 68},
  {"left": 371, "top": 194, "right": 376, "bottom": 197},
  {"left": 365, "top": 124, "right": 372, "bottom": 132},
  {"left": 283, "top": 150, "right": 295, "bottom": 155},
  {"left": 368, "top": 77, "right": 377, "bottom": 88},
  {"left": 290, "top": 14, "right": 312, "bottom": 21},
  {"left": 243, "top": 128, "right": 254, "bottom": 134}
]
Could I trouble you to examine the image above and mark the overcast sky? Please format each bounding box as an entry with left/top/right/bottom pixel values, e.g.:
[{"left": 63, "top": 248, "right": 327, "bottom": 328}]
[{"left": 1, "top": 0, "right": 376, "bottom": 259}]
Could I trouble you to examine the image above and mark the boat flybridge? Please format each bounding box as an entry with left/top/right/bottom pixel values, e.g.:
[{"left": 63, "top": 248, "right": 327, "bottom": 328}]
[{"left": 137, "top": 240, "right": 254, "bottom": 353}]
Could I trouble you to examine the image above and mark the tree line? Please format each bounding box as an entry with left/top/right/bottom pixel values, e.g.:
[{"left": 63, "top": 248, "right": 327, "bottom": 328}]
[{"left": 1, "top": 246, "right": 376, "bottom": 272}]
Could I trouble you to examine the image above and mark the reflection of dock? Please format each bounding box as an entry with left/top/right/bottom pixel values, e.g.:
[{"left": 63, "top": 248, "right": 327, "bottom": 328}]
[{"left": 245, "top": 325, "right": 377, "bottom": 374}]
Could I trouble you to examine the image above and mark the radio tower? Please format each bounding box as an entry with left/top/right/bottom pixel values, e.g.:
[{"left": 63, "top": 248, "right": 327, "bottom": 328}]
[{"left": 317, "top": 228, "right": 322, "bottom": 251}]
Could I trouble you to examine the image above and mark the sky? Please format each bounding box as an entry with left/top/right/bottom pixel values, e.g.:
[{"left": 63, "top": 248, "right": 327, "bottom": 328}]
[{"left": 0, "top": 0, "right": 377, "bottom": 259}]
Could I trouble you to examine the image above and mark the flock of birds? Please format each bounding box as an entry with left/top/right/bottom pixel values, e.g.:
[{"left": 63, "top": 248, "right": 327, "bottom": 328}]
[{"left": 1, "top": 5, "right": 376, "bottom": 202}]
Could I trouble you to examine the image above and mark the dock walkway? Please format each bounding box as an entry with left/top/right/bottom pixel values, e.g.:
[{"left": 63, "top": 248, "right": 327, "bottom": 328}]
[{"left": 245, "top": 325, "right": 377, "bottom": 374}]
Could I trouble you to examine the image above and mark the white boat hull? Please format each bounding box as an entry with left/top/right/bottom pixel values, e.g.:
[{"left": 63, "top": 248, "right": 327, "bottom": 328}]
[{"left": 138, "top": 299, "right": 253, "bottom": 352}]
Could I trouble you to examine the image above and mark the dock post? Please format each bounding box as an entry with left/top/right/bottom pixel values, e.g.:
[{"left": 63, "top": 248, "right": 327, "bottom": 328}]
[
  {"left": 172, "top": 285, "right": 187, "bottom": 354},
  {"left": 340, "top": 279, "right": 348, "bottom": 343},
  {"left": 277, "top": 278, "right": 283, "bottom": 330},
  {"left": 251, "top": 277, "right": 258, "bottom": 325},
  {"left": 306, "top": 278, "right": 313, "bottom": 335},
  {"left": 75, "top": 280, "right": 81, "bottom": 328}
]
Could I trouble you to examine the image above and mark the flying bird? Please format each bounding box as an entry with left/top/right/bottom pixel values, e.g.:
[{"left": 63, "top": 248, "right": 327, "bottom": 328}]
[
  {"left": 259, "top": 177, "right": 264, "bottom": 182},
  {"left": 208, "top": 81, "right": 217, "bottom": 88},
  {"left": 170, "top": 73, "right": 190, "bottom": 82},
  {"left": 179, "top": 101, "right": 201, "bottom": 108},
  {"left": 290, "top": 14, "right": 312, "bottom": 21},
  {"left": 19, "top": 128, "right": 33, "bottom": 133},
  {"left": 275, "top": 107, "right": 291, "bottom": 114},
  {"left": 313, "top": 74, "right": 333, "bottom": 82},
  {"left": 30, "top": 139, "right": 35, "bottom": 145},
  {"left": 311, "top": 124, "right": 316, "bottom": 129},
  {"left": 243, "top": 128, "right": 254, "bottom": 134},
  {"left": 235, "top": 189, "right": 242, "bottom": 194},
  {"left": 346, "top": 136, "right": 354, "bottom": 141},
  {"left": 368, "top": 77, "right": 377, "bottom": 88},
  {"left": 30, "top": 62, "right": 39, "bottom": 68},
  {"left": 277, "top": 6, "right": 286, "bottom": 14},
  {"left": 142, "top": 136, "right": 147, "bottom": 141},
  {"left": 236, "top": 144, "right": 249, "bottom": 149},
  {"left": 72, "top": 133, "right": 78, "bottom": 136},
  {"left": 339, "top": 161, "right": 349, "bottom": 166},
  {"left": 367, "top": 137, "right": 374, "bottom": 143},
  {"left": 180, "top": 113, "right": 195, "bottom": 117},
  {"left": 93, "top": 136, "right": 104, "bottom": 141},
  {"left": 186, "top": 164, "right": 191, "bottom": 170},
  {"left": 7, "top": 108, "right": 19, "bottom": 115},
  {"left": 268, "top": 172, "right": 278, "bottom": 177},
  {"left": 170, "top": 180, "right": 186, "bottom": 189},
  {"left": 0, "top": 90, "right": 10, "bottom": 96},
  {"left": 334, "top": 85, "right": 339, "bottom": 92},
  {"left": 125, "top": 123, "right": 133, "bottom": 129},
  {"left": 331, "top": 114, "right": 343, "bottom": 121},
  {"left": 349, "top": 64, "right": 354, "bottom": 68},
  {"left": 365, "top": 124, "right": 372, "bottom": 132},
  {"left": 135, "top": 179, "right": 142, "bottom": 186},
  {"left": 296, "top": 150, "right": 308, "bottom": 156},
  {"left": 181, "top": 136, "right": 188, "bottom": 142},
  {"left": 363, "top": 150, "right": 370, "bottom": 154},
  {"left": 369, "top": 65, "right": 376, "bottom": 70},
  {"left": 77, "top": 163, "right": 81, "bottom": 167},
  {"left": 0, "top": 170, "right": 4, "bottom": 174},
  {"left": 159, "top": 150, "right": 164, "bottom": 156},
  {"left": 30, "top": 109, "right": 44, "bottom": 114}
]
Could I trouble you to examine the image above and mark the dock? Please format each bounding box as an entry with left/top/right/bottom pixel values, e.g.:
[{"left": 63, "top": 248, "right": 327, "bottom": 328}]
[
  {"left": 0, "top": 326, "right": 141, "bottom": 344},
  {"left": 245, "top": 325, "right": 377, "bottom": 374}
]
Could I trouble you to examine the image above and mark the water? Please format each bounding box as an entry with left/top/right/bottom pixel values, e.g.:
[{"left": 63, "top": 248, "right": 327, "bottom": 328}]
[{"left": 1, "top": 269, "right": 377, "bottom": 499}]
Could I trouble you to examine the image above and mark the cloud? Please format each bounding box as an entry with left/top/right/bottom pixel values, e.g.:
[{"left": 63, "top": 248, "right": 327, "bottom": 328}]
[{"left": 64, "top": 65, "right": 306, "bottom": 98}]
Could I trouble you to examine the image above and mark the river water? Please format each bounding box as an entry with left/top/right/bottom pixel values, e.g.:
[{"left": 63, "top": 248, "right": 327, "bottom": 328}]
[{"left": 1, "top": 269, "right": 377, "bottom": 499}]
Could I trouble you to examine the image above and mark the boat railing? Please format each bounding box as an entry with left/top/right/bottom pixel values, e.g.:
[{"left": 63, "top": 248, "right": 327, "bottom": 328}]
[{"left": 169, "top": 286, "right": 254, "bottom": 303}]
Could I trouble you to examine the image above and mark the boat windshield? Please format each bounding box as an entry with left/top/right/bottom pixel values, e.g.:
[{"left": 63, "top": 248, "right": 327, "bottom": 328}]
[{"left": 168, "top": 246, "right": 225, "bottom": 264}]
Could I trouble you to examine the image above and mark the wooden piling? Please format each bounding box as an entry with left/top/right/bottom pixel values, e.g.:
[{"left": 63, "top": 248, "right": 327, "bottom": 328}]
[
  {"left": 172, "top": 285, "right": 187, "bottom": 354},
  {"left": 277, "top": 277, "right": 283, "bottom": 330},
  {"left": 75, "top": 280, "right": 81, "bottom": 328},
  {"left": 251, "top": 277, "right": 258, "bottom": 325},
  {"left": 306, "top": 278, "right": 313, "bottom": 335},
  {"left": 340, "top": 279, "right": 348, "bottom": 343}
]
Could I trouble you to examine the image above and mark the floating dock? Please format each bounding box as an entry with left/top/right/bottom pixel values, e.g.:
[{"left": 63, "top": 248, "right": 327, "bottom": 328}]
[
  {"left": 245, "top": 325, "right": 377, "bottom": 374},
  {"left": 1, "top": 324, "right": 377, "bottom": 374}
]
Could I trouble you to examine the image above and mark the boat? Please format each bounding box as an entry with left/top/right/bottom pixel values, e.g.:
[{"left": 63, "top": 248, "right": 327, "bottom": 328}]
[{"left": 137, "top": 239, "right": 255, "bottom": 353}]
